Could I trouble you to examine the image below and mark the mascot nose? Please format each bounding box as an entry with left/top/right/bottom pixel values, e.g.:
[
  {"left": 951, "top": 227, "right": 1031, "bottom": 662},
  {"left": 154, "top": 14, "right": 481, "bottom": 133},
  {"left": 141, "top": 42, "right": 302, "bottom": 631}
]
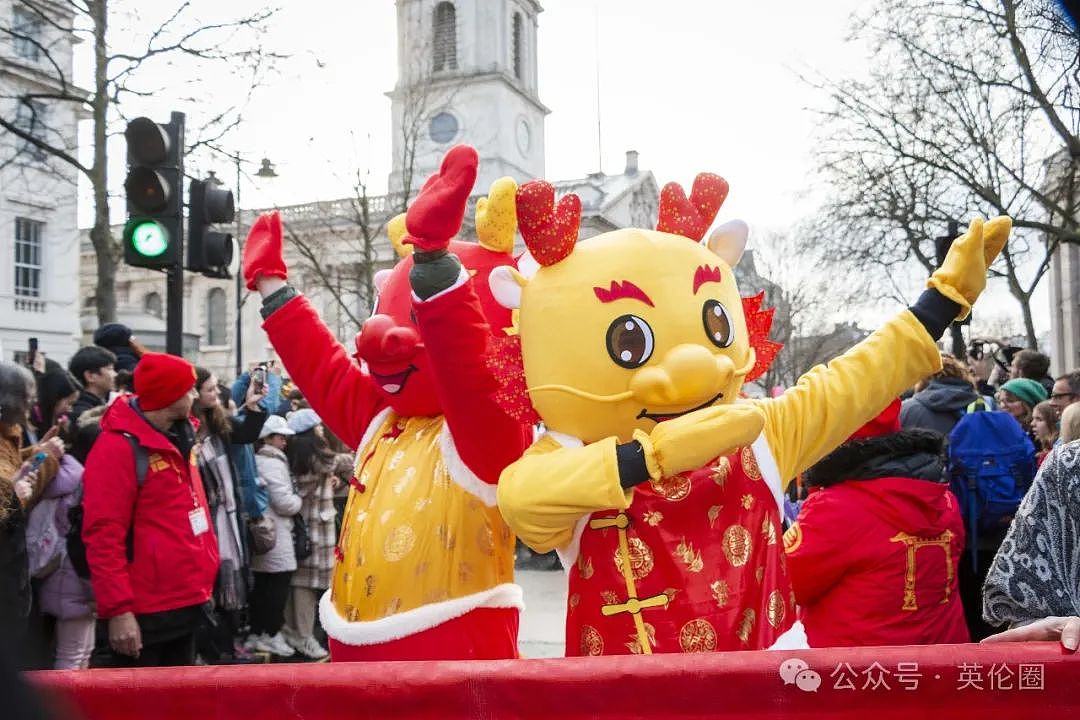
[
  {"left": 354, "top": 315, "right": 421, "bottom": 364},
  {"left": 629, "top": 344, "right": 732, "bottom": 407}
]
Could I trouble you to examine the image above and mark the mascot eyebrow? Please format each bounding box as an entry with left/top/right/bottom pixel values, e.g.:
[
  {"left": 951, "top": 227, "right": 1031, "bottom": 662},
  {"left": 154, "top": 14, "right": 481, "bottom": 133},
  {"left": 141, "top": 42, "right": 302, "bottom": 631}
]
[
  {"left": 693, "top": 265, "right": 723, "bottom": 294},
  {"left": 593, "top": 280, "right": 654, "bottom": 307}
]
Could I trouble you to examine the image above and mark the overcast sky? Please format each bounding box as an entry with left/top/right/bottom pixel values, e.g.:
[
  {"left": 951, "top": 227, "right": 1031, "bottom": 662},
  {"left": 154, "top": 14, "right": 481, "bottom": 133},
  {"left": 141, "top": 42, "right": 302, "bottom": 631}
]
[{"left": 77, "top": 0, "right": 1048, "bottom": 337}]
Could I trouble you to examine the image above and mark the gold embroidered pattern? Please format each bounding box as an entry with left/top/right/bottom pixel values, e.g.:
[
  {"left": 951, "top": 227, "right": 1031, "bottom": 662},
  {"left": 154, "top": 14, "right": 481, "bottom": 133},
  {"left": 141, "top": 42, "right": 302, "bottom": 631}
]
[
  {"left": 708, "top": 505, "right": 722, "bottom": 528},
  {"left": 614, "top": 537, "right": 655, "bottom": 580},
  {"left": 679, "top": 619, "right": 718, "bottom": 653},
  {"left": 761, "top": 517, "right": 777, "bottom": 545},
  {"left": 387, "top": 450, "right": 406, "bottom": 471},
  {"left": 767, "top": 590, "right": 786, "bottom": 629},
  {"left": 569, "top": 593, "right": 581, "bottom": 610},
  {"left": 577, "top": 555, "right": 595, "bottom": 580},
  {"left": 580, "top": 625, "right": 604, "bottom": 656},
  {"left": 736, "top": 608, "right": 756, "bottom": 644},
  {"left": 783, "top": 523, "right": 802, "bottom": 554},
  {"left": 710, "top": 579, "right": 730, "bottom": 608},
  {"left": 711, "top": 457, "right": 731, "bottom": 487},
  {"left": 477, "top": 525, "right": 496, "bottom": 556},
  {"left": 434, "top": 524, "right": 457, "bottom": 551},
  {"left": 663, "top": 587, "right": 681, "bottom": 603},
  {"left": 755, "top": 566, "right": 765, "bottom": 583},
  {"left": 741, "top": 494, "right": 754, "bottom": 510},
  {"left": 740, "top": 447, "right": 762, "bottom": 480},
  {"left": 600, "top": 590, "right": 620, "bottom": 605},
  {"left": 626, "top": 623, "right": 659, "bottom": 654},
  {"left": 890, "top": 530, "right": 956, "bottom": 611},
  {"left": 643, "top": 511, "right": 664, "bottom": 526},
  {"left": 345, "top": 605, "right": 360, "bottom": 622},
  {"left": 650, "top": 473, "right": 691, "bottom": 501},
  {"left": 675, "top": 537, "right": 704, "bottom": 573},
  {"left": 383, "top": 525, "right": 416, "bottom": 562},
  {"left": 722, "top": 524, "right": 753, "bottom": 567},
  {"left": 364, "top": 575, "right": 377, "bottom": 598},
  {"left": 458, "top": 561, "right": 473, "bottom": 584},
  {"left": 384, "top": 597, "right": 402, "bottom": 617}
]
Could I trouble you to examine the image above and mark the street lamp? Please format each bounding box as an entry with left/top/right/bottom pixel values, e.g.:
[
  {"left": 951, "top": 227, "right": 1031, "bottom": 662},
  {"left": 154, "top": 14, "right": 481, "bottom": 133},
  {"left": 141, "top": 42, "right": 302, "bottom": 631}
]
[{"left": 232, "top": 155, "right": 279, "bottom": 377}]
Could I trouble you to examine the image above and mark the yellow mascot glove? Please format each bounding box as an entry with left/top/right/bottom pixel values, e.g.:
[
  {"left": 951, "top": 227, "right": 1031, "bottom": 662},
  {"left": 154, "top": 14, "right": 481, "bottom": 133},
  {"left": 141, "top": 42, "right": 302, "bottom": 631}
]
[
  {"left": 633, "top": 402, "right": 766, "bottom": 480},
  {"left": 927, "top": 216, "right": 1011, "bottom": 320},
  {"left": 476, "top": 177, "right": 518, "bottom": 253}
]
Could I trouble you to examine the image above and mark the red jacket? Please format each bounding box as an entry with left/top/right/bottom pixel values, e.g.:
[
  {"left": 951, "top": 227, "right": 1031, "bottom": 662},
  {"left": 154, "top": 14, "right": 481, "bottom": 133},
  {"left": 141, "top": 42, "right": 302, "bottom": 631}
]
[
  {"left": 82, "top": 397, "right": 219, "bottom": 618},
  {"left": 786, "top": 431, "right": 969, "bottom": 647}
]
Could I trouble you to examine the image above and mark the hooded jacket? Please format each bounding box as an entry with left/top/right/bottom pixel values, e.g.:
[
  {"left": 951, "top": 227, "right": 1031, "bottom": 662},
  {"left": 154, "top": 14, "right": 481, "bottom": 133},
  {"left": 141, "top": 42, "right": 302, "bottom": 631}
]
[
  {"left": 900, "top": 378, "right": 980, "bottom": 436},
  {"left": 786, "top": 429, "right": 969, "bottom": 648},
  {"left": 81, "top": 396, "right": 219, "bottom": 618}
]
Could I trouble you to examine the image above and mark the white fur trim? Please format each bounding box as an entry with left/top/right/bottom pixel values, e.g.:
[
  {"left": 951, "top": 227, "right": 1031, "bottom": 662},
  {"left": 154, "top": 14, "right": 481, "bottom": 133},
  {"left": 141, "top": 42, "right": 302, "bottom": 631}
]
[
  {"left": 489, "top": 265, "right": 523, "bottom": 310},
  {"left": 751, "top": 433, "right": 786, "bottom": 520},
  {"left": 439, "top": 424, "right": 498, "bottom": 507},
  {"left": 767, "top": 620, "right": 809, "bottom": 650},
  {"left": 411, "top": 267, "right": 469, "bottom": 303},
  {"left": 516, "top": 250, "right": 540, "bottom": 279},
  {"left": 556, "top": 516, "right": 589, "bottom": 571},
  {"left": 353, "top": 408, "right": 394, "bottom": 473},
  {"left": 319, "top": 583, "right": 524, "bottom": 646}
]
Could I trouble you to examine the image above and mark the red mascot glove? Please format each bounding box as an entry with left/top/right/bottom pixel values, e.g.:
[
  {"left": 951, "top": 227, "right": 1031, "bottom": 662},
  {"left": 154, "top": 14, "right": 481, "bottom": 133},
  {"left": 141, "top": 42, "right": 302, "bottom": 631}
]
[
  {"left": 403, "top": 145, "right": 479, "bottom": 252},
  {"left": 242, "top": 210, "right": 288, "bottom": 291}
]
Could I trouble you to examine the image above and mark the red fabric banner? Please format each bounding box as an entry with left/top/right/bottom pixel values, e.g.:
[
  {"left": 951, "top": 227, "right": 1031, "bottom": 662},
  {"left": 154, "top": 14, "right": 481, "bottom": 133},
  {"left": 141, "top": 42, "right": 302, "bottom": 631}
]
[{"left": 31, "top": 643, "right": 1079, "bottom": 720}]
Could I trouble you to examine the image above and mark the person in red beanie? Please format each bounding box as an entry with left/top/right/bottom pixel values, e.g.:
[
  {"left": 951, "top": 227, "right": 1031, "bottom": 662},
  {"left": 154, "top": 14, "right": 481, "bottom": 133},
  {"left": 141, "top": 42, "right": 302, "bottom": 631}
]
[
  {"left": 81, "top": 352, "right": 219, "bottom": 667},
  {"left": 784, "top": 399, "right": 969, "bottom": 647}
]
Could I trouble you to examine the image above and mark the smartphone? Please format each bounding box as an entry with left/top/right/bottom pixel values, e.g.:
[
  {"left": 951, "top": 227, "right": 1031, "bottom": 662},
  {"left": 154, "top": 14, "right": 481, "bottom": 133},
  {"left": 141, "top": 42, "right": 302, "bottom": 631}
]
[
  {"left": 252, "top": 365, "right": 267, "bottom": 391},
  {"left": 15, "top": 451, "right": 47, "bottom": 482}
]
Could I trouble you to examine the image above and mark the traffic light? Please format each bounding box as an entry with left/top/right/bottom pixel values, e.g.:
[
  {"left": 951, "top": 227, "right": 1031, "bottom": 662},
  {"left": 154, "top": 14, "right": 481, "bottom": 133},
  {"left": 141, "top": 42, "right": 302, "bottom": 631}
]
[
  {"left": 123, "top": 114, "right": 184, "bottom": 269},
  {"left": 186, "top": 178, "right": 236, "bottom": 278}
]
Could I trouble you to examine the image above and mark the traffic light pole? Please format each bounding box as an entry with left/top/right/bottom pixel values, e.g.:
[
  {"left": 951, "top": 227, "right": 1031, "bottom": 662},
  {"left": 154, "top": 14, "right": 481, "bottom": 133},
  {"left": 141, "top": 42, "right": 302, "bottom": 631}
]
[{"left": 167, "top": 111, "right": 186, "bottom": 356}]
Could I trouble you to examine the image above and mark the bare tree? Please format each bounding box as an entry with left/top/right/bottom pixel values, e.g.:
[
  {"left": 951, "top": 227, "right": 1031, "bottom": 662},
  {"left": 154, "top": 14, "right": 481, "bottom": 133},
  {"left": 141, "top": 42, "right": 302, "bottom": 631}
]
[
  {"left": 807, "top": 0, "right": 1079, "bottom": 346},
  {"left": 0, "top": 0, "right": 282, "bottom": 325}
]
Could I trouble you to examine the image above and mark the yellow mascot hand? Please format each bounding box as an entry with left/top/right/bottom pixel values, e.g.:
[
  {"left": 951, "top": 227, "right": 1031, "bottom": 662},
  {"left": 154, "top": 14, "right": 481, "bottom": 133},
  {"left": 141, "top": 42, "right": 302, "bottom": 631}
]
[
  {"left": 387, "top": 213, "right": 413, "bottom": 258},
  {"left": 634, "top": 403, "right": 766, "bottom": 480},
  {"left": 476, "top": 177, "right": 518, "bottom": 253},
  {"left": 927, "top": 215, "right": 1011, "bottom": 320}
]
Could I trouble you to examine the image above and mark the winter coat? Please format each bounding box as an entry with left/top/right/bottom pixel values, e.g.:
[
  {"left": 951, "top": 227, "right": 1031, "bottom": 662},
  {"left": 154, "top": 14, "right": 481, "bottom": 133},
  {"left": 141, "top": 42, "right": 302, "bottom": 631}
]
[
  {"left": 0, "top": 424, "right": 60, "bottom": 510},
  {"left": 788, "top": 429, "right": 969, "bottom": 648},
  {"left": 70, "top": 390, "right": 106, "bottom": 425},
  {"left": 900, "top": 378, "right": 980, "bottom": 436},
  {"left": 290, "top": 454, "right": 348, "bottom": 589},
  {"left": 251, "top": 446, "right": 300, "bottom": 574},
  {"left": 82, "top": 396, "right": 219, "bottom": 618},
  {"left": 31, "top": 455, "right": 94, "bottom": 619},
  {"left": 229, "top": 373, "right": 281, "bottom": 519}
]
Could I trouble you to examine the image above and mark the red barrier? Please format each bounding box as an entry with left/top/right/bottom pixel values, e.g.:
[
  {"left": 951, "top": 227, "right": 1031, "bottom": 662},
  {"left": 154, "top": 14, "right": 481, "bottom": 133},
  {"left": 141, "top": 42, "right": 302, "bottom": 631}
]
[{"left": 31, "top": 643, "right": 1079, "bottom": 720}]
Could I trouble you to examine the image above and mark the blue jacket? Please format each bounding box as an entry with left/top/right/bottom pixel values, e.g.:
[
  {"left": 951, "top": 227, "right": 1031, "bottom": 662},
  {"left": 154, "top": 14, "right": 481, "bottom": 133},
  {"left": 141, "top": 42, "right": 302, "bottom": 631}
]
[{"left": 230, "top": 371, "right": 284, "bottom": 518}]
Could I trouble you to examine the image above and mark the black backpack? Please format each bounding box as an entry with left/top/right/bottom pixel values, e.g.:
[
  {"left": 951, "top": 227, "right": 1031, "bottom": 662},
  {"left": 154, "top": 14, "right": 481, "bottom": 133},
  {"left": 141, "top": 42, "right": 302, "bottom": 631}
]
[{"left": 67, "top": 432, "right": 149, "bottom": 580}]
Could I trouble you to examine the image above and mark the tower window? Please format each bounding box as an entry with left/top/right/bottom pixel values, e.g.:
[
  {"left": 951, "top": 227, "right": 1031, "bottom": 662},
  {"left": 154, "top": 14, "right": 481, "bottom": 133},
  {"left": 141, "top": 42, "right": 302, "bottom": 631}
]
[
  {"left": 512, "top": 12, "right": 523, "bottom": 80},
  {"left": 432, "top": 2, "right": 457, "bottom": 72},
  {"left": 144, "top": 291, "right": 163, "bottom": 318},
  {"left": 206, "top": 287, "right": 227, "bottom": 346}
]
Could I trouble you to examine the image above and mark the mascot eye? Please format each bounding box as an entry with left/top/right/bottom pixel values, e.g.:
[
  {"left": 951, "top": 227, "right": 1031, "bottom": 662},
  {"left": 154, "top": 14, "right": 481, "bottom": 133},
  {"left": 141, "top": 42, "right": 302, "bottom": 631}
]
[
  {"left": 702, "top": 300, "right": 733, "bottom": 348},
  {"left": 606, "top": 314, "right": 654, "bottom": 369}
]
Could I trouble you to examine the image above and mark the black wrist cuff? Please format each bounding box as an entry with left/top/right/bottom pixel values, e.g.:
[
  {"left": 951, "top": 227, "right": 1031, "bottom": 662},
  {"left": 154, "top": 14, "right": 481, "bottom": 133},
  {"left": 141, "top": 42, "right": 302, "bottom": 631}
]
[
  {"left": 909, "top": 288, "right": 961, "bottom": 341},
  {"left": 260, "top": 285, "right": 299, "bottom": 320},
  {"left": 616, "top": 440, "right": 650, "bottom": 489},
  {"left": 410, "top": 253, "right": 462, "bottom": 300}
]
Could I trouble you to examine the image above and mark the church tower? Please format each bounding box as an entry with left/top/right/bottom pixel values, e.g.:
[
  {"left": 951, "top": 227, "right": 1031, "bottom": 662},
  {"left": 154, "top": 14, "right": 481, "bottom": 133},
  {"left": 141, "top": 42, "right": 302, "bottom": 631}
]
[{"left": 387, "top": 0, "right": 548, "bottom": 196}]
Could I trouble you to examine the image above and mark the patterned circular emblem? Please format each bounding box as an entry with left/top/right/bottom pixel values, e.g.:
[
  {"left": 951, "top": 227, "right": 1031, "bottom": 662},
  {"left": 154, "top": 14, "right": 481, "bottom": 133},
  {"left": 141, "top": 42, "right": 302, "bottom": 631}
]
[
  {"left": 722, "top": 524, "right": 753, "bottom": 567},
  {"left": 614, "top": 537, "right": 655, "bottom": 580},
  {"left": 679, "top": 618, "right": 718, "bottom": 653},
  {"left": 580, "top": 625, "right": 604, "bottom": 656},
  {"left": 740, "top": 447, "right": 762, "bottom": 480},
  {"left": 650, "top": 472, "right": 692, "bottom": 501},
  {"left": 383, "top": 525, "right": 416, "bottom": 562},
  {"left": 711, "top": 457, "right": 731, "bottom": 486},
  {"left": 783, "top": 522, "right": 803, "bottom": 554},
  {"left": 767, "top": 590, "right": 786, "bottom": 629}
]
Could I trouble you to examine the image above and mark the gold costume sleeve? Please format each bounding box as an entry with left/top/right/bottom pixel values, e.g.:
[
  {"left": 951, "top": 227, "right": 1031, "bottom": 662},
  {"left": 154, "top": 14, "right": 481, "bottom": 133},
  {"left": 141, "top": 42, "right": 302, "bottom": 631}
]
[
  {"left": 497, "top": 435, "right": 632, "bottom": 554},
  {"left": 753, "top": 309, "right": 942, "bottom": 486}
]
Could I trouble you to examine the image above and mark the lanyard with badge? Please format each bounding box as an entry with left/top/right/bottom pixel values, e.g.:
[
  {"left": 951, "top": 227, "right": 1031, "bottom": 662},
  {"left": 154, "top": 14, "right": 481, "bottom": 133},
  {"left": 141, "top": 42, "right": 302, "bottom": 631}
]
[{"left": 186, "top": 449, "right": 210, "bottom": 537}]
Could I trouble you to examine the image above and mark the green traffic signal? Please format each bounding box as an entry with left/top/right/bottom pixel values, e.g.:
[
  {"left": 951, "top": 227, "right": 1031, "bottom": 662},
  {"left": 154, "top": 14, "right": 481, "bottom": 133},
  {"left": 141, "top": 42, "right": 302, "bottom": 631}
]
[{"left": 124, "top": 218, "right": 171, "bottom": 266}]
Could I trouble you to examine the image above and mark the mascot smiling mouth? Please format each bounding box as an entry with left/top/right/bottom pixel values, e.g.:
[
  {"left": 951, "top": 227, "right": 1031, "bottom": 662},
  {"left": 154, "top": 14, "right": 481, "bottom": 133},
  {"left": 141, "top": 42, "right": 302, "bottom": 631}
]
[
  {"left": 637, "top": 393, "right": 723, "bottom": 423},
  {"left": 370, "top": 365, "right": 417, "bottom": 395}
]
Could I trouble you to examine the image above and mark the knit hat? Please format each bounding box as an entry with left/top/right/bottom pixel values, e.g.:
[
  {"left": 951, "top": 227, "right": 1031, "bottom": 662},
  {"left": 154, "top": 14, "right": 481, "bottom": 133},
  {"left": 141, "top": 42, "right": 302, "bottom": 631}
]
[
  {"left": 93, "top": 322, "right": 132, "bottom": 349},
  {"left": 847, "top": 398, "right": 902, "bottom": 442},
  {"left": 134, "top": 352, "right": 196, "bottom": 411},
  {"left": 287, "top": 408, "right": 321, "bottom": 434},
  {"left": 259, "top": 414, "right": 295, "bottom": 439},
  {"left": 1000, "top": 378, "right": 1048, "bottom": 408}
]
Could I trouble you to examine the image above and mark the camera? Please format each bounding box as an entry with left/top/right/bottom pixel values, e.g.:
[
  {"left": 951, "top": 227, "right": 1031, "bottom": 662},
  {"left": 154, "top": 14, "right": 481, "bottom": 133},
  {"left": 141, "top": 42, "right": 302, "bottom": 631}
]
[{"left": 252, "top": 364, "right": 267, "bottom": 391}]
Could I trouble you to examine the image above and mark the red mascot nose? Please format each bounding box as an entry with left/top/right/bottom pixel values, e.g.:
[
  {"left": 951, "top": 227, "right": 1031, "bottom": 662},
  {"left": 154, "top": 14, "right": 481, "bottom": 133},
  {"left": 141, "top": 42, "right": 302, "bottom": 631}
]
[{"left": 354, "top": 315, "right": 422, "bottom": 364}]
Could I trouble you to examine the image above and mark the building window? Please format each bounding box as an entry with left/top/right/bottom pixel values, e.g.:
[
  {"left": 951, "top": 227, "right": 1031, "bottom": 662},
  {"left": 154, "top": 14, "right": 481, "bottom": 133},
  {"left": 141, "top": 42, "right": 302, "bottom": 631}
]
[
  {"left": 14, "top": 218, "right": 43, "bottom": 300},
  {"left": 12, "top": 7, "right": 42, "bottom": 61},
  {"left": 432, "top": 2, "right": 457, "bottom": 72},
  {"left": 144, "top": 291, "right": 163, "bottom": 318},
  {"left": 14, "top": 100, "right": 47, "bottom": 160},
  {"left": 206, "top": 287, "right": 227, "bottom": 345},
  {"left": 512, "top": 12, "right": 523, "bottom": 80}
]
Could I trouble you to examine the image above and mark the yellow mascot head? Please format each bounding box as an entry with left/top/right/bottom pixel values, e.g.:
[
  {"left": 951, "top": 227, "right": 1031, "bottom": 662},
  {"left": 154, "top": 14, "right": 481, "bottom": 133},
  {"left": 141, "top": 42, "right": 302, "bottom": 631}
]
[{"left": 488, "top": 173, "right": 780, "bottom": 444}]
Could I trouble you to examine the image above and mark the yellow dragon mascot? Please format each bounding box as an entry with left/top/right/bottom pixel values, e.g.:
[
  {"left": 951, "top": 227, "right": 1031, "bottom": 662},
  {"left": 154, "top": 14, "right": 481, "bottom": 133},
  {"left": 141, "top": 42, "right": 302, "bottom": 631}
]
[{"left": 490, "top": 173, "right": 1009, "bottom": 655}]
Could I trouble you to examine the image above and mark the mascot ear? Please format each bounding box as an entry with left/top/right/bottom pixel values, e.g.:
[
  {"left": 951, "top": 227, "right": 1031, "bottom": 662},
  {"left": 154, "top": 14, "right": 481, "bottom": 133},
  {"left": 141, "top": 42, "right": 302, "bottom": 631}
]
[
  {"left": 387, "top": 213, "right": 413, "bottom": 258},
  {"left": 706, "top": 219, "right": 749, "bottom": 267},
  {"left": 489, "top": 265, "right": 528, "bottom": 310},
  {"left": 373, "top": 269, "right": 393, "bottom": 294}
]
